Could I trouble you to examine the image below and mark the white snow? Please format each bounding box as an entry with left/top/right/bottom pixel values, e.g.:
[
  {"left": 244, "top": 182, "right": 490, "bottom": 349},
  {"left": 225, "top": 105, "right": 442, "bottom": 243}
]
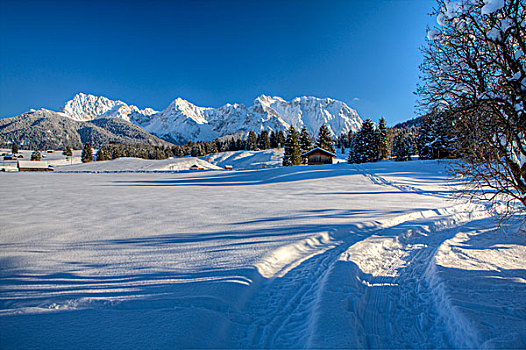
[
  {"left": 203, "top": 149, "right": 284, "bottom": 170},
  {"left": 481, "top": 0, "right": 505, "bottom": 15},
  {"left": 0, "top": 159, "right": 524, "bottom": 349},
  {"left": 487, "top": 27, "right": 502, "bottom": 40},
  {"left": 55, "top": 156, "right": 222, "bottom": 173},
  {"left": 427, "top": 29, "right": 441, "bottom": 40},
  {"left": 61, "top": 93, "right": 157, "bottom": 123}
]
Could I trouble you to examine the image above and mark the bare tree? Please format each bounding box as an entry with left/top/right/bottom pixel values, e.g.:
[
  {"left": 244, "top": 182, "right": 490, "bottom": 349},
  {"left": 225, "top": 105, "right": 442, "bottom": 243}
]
[{"left": 418, "top": 0, "right": 526, "bottom": 222}]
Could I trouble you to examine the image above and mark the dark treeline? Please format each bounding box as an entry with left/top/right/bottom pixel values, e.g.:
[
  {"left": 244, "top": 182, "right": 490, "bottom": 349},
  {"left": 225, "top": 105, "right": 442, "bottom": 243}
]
[
  {"left": 93, "top": 130, "right": 287, "bottom": 162},
  {"left": 340, "top": 114, "right": 457, "bottom": 164}
]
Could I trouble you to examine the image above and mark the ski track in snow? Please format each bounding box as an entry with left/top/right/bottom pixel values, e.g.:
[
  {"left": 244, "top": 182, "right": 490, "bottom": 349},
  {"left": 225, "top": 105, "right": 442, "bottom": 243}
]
[{"left": 237, "top": 204, "right": 490, "bottom": 348}]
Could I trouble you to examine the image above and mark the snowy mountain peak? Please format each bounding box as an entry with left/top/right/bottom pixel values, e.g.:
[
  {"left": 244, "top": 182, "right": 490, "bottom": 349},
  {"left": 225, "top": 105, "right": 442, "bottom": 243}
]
[
  {"left": 142, "top": 95, "right": 363, "bottom": 143},
  {"left": 61, "top": 92, "right": 157, "bottom": 124}
]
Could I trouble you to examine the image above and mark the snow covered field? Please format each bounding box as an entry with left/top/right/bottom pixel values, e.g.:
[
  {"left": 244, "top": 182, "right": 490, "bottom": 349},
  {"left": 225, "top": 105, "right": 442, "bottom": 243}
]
[{"left": 0, "top": 159, "right": 524, "bottom": 349}]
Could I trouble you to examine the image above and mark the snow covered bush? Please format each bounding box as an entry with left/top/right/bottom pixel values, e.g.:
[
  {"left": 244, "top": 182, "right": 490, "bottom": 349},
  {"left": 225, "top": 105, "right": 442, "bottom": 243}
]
[{"left": 418, "top": 0, "right": 526, "bottom": 218}]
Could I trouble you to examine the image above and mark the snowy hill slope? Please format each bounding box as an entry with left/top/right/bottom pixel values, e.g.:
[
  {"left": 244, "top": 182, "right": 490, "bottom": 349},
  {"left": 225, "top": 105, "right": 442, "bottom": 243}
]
[
  {"left": 59, "top": 93, "right": 363, "bottom": 143},
  {"left": 203, "top": 149, "right": 284, "bottom": 170},
  {"left": 55, "top": 156, "right": 222, "bottom": 172}
]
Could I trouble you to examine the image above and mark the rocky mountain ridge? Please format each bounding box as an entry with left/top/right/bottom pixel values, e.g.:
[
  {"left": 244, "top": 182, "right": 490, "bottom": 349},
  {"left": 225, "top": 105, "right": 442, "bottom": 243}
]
[{"left": 60, "top": 93, "right": 363, "bottom": 143}]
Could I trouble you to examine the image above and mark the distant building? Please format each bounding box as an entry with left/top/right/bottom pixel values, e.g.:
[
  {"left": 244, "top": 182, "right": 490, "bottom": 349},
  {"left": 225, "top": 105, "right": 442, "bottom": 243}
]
[
  {"left": 302, "top": 148, "right": 336, "bottom": 165},
  {"left": 18, "top": 161, "right": 54, "bottom": 172},
  {"left": 189, "top": 164, "right": 204, "bottom": 171}
]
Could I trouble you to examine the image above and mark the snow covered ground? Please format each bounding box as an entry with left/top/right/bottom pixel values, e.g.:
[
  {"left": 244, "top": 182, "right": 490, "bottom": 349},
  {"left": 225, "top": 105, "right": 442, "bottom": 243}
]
[
  {"left": 56, "top": 156, "right": 222, "bottom": 172},
  {"left": 0, "top": 159, "right": 524, "bottom": 349}
]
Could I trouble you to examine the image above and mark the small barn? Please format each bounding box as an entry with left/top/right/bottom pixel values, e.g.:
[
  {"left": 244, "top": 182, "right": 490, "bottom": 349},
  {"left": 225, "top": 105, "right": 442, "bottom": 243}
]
[
  {"left": 189, "top": 164, "right": 204, "bottom": 171},
  {"left": 18, "top": 160, "right": 54, "bottom": 172},
  {"left": 302, "top": 148, "right": 336, "bottom": 165}
]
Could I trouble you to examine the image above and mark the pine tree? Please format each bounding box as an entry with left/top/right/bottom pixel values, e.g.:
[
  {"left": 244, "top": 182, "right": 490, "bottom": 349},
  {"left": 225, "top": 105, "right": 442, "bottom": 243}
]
[
  {"left": 348, "top": 119, "right": 379, "bottom": 163},
  {"left": 392, "top": 131, "right": 412, "bottom": 161},
  {"left": 31, "top": 149, "right": 42, "bottom": 161},
  {"left": 96, "top": 147, "right": 111, "bottom": 161},
  {"left": 269, "top": 131, "right": 277, "bottom": 148},
  {"left": 97, "top": 147, "right": 107, "bottom": 161},
  {"left": 315, "top": 124, "right": 335, "bottom": 153},
  {"left": 62, "top": 146, "right": 73, "bottom": 157},
  {"left": 299, "top": 127, "right": 313, "bottom": 153},
  {"left": 299, "top": 127, "right": 313, "bottom": 164},
  {"left": 258, "top": 130, "right": 271, "bottom": 150},
  {"left": 362, "top": 118, "right": 379, "bottom": 162},
  {"left": 81, "top": 143, "right": 93, "bottom": 163},
  {"left": 417, "top": 113, "right": 456, "bottom": 160},
  {"left": 246, "top": 131, "right": 258, "bottom": 151},
  {"left": 11, "top": 142, "right": 18, "bottom": 154},
  {"left": 277, "top": 130, "right": 285, "bottom": 148},
  {"left": 282, "top": 126, "right": 302, "bottom": 166},
  {"left": 378, "top": 117, "right": 389, "bottom": 160},
  {"left": 347, "top": 132, "right": 361, "bottom": 164}
]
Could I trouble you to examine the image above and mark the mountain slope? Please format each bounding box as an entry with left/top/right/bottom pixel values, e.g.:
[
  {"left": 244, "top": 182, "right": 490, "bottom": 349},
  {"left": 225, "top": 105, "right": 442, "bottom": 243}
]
[{"left": 0, "top": 109, "right": 172, "bottom": 150}]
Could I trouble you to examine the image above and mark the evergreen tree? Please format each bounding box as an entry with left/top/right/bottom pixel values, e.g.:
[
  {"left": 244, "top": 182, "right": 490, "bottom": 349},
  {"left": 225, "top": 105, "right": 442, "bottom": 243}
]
[
  {"left": 315, "top": 124, "right": 335, "bottom": 153},
  {"left": 378, "top": 117, "right": 389, "bottom": 160},
  {"left": 31, "top": 149, "right": 41, "bottom": 161},
  {"left": 96, "top": 147, "right": 110, "bottom": 161},
  {"left": 277, "top": 130, "right": 285, "bottom": 148},
  {"left": 62, "top": 146, "right": 73, "bottom": 157},
  {"left": 282, "top": 126, "right": 302, "bottom": 166},
  {"left": 417, "top": 113, "right": 456, "bottom": 159},
  {"left": 246, "top": 131, "right": 258, "bottom": 151},
  {"left": 299, "top": 127, "right": 313, "bottom": 152},
  {"left": 81, "top": 143, "right": 93, "bottom": 163},
  {"left": 215, "top": 139, "right": 222, "bottom": 153},
  {"left": 299, "top": 126, "right": 313, "bottom": 164},
  {"left": 269, "top": 131, "right": 278, "bottom": 148},
  {"left": 392, "top": 132, "right": 412, "bottom": 161},
  {"left": 347, "top": 132, "right": 361, "bottom": 164},
  {"left": 258, "top": 130, "right": 271, "bottom": 150},
  {"left": 348, "top": 119, "right": 378, "bottom": 163},
  {"left": 11, "top": 142, "right": 18, "bottom": 154},
  {"left": 206, "top": 140, "right": 218, "bottom": 154},
  {"left": 361, "top": 118, "right": 378, "bottom": 162},
  {"left": 235, "top": 138, "right": 244, "bottom": 150}
]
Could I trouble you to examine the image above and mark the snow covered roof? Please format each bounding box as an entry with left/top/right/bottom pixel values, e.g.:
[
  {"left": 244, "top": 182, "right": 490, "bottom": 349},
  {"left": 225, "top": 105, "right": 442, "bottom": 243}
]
[
  {"left": 18, "top": 161, "right": 52, "bottom": 169},
  {"left": 302, "top": 147, "right": 336, "bottom": 157}
]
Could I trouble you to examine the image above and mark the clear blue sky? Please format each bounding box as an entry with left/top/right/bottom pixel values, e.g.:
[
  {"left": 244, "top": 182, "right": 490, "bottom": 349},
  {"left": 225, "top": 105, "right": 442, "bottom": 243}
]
[{"left": 0, "top": 0, "right": 436, "bottom": 125}]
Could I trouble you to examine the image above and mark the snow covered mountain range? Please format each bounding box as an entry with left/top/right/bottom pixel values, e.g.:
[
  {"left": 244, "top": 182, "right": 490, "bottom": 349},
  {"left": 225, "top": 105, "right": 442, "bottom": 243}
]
[{"left": 60, "top": 93, "right": 363, "bottom": 144}]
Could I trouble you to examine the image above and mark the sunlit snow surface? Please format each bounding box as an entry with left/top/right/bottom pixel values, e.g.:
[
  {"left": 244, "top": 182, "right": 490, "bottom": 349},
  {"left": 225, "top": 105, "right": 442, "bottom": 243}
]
[{"left": 0, "top": 157, "right": 524, "bottom": 349}]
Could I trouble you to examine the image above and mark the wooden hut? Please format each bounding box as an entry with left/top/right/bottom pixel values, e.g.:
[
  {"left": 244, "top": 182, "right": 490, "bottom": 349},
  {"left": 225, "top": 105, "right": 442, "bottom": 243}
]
[
  {"left": 189, "top": 164, "right": 204, "bottom": 171},
  {"left": 302, "top": 148, "right": 336, "bottom": 165},
  {"left": 17, "top": 160, "right": 54, "bottom": 172}
]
